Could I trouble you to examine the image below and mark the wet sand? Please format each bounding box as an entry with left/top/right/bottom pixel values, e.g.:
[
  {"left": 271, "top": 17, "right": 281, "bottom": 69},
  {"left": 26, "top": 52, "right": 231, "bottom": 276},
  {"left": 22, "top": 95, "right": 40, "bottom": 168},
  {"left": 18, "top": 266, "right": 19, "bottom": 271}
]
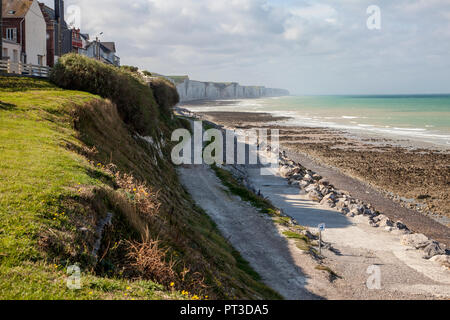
[{"left": 191, "top": 110, "right": 450, "bottom": 246}]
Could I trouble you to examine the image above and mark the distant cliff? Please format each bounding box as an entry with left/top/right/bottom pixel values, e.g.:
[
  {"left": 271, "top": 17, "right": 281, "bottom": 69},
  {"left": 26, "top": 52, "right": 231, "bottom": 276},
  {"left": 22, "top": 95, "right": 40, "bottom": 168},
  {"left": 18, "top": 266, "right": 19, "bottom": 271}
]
[{"left": 170, "top": 76, "right": 289, "bottom": 102}]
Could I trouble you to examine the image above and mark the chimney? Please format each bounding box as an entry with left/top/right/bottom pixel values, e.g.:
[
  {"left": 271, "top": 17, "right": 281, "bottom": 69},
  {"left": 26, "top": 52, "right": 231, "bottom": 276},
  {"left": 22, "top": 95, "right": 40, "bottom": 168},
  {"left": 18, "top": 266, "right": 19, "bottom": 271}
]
[
  {"left": 54, "top": 0, "right": 60, "bottom": 20},
  {"left": 60, "top": 0, "right": 65, "bottom": 24}
]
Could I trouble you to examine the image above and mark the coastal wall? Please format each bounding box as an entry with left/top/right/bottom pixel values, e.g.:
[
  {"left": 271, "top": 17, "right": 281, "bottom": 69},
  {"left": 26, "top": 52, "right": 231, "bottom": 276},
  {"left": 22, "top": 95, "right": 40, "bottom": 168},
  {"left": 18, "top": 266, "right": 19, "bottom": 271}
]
[{"left": 174, "top": 77, "right": 289, "bottom": 102}]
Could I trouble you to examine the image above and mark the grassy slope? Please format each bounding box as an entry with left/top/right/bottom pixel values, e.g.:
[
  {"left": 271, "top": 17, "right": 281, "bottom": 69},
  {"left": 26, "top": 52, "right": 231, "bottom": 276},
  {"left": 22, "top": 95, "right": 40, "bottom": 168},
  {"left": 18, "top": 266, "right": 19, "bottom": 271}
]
[
  {"left": 0, "top": 78, "right": 182, "bottom": 299},
  {"left": 0, "top": 75, "right": 279, "bottom": 300}
]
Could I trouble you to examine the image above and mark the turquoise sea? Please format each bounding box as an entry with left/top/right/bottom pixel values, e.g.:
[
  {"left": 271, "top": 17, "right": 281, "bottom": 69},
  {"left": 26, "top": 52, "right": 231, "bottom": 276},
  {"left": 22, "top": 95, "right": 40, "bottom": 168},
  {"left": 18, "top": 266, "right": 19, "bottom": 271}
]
[{"left": 186, "top": 95, "right": 450, "bottom": 148}]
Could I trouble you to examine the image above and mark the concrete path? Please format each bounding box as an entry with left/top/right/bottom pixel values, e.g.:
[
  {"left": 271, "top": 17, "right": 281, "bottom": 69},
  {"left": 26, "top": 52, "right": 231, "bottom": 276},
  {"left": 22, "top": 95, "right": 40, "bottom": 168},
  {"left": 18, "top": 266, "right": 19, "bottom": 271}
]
[
  {"left": 247, "top": 167, "right": 450, "bottom": 299},
  {"left": 178, "top": 165, "right": 323, "bottom": 300}
]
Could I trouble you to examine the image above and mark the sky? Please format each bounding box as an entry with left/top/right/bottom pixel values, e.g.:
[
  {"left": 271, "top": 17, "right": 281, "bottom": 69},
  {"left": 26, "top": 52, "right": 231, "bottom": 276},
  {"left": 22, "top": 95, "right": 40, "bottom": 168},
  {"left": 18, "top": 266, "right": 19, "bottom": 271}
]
[{"left": 41, "top": 0, "right": 450, "bottom": 95}]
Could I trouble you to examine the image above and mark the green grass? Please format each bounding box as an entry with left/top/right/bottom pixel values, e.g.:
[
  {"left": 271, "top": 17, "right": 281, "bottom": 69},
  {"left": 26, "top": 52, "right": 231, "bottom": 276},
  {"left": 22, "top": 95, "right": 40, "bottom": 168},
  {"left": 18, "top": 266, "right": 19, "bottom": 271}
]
[
  {"left": 282, "top": 231, "right": 309, "bottom": 242},
  {"left": 211, "top": 165, "right": 279, "bottom": 216},
  {"left": 0, "top": 81, "right": 183, "bottom": 299},
  {"left": 315, "top": 265, "right": 341, "bottom": 281},
  {"left": 0, "top": 75, "right": 282, "bottom": 300}
]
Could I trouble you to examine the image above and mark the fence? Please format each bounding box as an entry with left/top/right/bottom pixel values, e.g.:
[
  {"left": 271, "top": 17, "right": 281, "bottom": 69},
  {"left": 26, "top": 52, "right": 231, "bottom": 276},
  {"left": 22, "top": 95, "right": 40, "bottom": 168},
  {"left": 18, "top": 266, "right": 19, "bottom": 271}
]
[{"left": 0, "top": 60, "right": 51, "bottom": 78}]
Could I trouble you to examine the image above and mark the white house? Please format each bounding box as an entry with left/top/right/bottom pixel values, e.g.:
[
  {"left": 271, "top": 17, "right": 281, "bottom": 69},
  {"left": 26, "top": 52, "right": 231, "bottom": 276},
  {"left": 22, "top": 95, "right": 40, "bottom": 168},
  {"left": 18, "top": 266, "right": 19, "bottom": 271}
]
[
  {"left": 83, "top": 41, "right": 120, "bottom": 67},
  {"left": 2, "top": 0, "right": 47, "bottom": 66}
]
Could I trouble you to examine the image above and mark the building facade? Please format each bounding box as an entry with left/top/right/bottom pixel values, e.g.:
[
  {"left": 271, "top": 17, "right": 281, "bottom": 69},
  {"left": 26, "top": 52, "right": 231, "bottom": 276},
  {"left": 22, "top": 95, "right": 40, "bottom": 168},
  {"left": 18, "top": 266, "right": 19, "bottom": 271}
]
[
  {"left": 1, "top": 0, "right": 47, "bottom": 65},
  {"left": 83, "top": 41, "right": 120, "bottom": 66}
]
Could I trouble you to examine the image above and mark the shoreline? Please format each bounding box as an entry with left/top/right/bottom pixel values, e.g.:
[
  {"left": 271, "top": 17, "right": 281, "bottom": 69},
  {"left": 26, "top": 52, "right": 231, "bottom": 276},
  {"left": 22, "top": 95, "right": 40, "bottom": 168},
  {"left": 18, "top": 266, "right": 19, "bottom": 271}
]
[
  {"left": 175, "top": 105, "right": 449, "bottom": 246},
  {"left": 178, "top": 114, "right": 450, "bottom": 299},
  {"left": 179, "top": 98, "right": 450, "bottom": 151}
]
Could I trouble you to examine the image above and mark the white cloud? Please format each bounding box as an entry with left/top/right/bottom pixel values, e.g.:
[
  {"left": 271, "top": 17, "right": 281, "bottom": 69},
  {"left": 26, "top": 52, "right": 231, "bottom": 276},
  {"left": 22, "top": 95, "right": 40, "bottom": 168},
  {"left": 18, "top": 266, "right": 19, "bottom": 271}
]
[{"left": 40, "top": 0, "right": 450, "bottom": 94}]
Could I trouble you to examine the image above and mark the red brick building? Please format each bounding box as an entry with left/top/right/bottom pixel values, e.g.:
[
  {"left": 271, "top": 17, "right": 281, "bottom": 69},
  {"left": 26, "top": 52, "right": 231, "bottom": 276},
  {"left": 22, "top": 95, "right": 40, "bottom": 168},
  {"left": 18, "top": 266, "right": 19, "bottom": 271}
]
[{"left": 39, "top": 3, "right": 56, "bottom": 67}]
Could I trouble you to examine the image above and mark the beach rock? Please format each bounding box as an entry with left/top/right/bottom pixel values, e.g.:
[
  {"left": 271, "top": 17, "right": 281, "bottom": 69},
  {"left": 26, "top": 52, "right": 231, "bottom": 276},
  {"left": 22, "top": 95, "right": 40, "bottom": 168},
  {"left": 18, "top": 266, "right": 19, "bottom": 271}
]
[
  {"left": 374, "top": 215, "right": 394, "bottom": 227},
  {"left": 319, "top": 179, "right": 330, "bottom": 187},
  {"left": 312, "top": 174, "right": 322, "bottom": 181},
  {"left": 305, "top": 184, "right": 319, "bottom": 193},
  {"left": 369, "top": 221, "right": 379, "bottom": 228},
  {"left": 279, "top": 166, "right": 291, "bottom": 178},
  {"left": 304, "top": 174, "right": 313, "bottom": 181},
  {"left": 335, "top": 199, "right": 348, "bottom": 211},
  {"left": 422, "top": 242, "right": 446, "bottom": 259},
  {"left": 349, "top": 208, "right": 362, "bottom": 216},
  {"left": 290, "top": 180, "right": 300, "bottom": 186},
  {"left": 299, "top": 180, "right": 310, "bottom": 188},
  {"left": 401, "top": 233, "right": 430, "bottom": 248},
  {"left": 321, "top": 193, "right": 337, "bottom": 203},
  {"left": 349, "top": 204, "right": 364, "bottom": 215},
  {"left": 346, "top": 211, "right": 355, "bottom": 218},
  {"left": 321, "top": 186, "right": 333, "bottom": 194},
  {"left": 395, "top": 221, "right": 408, "bottom": 231},
  {"left": 340, "top": 207, "right": 350, "bottom": 215},
  {"left": 308, "top": 190, "right": 323, "bottom": 202},
  {"left": 430, "top": 255, "right": 450, "bottom": 269},
  {"left": 320, "top": 193, "right": 336, "bottom": 208}
]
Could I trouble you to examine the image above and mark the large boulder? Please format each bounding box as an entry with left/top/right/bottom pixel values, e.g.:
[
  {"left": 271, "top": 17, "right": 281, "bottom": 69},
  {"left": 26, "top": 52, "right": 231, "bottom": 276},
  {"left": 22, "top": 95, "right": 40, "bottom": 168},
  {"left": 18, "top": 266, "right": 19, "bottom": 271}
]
[
  {"left": 401, "top": 233, "right": 430, "bottom": 248},
  {"left": 374, "top": 214, "right": 394, "bottom": 227},
  {"left": 395, "top": 221, "right": 409, "bottom": 231},
  {"left": 422, "top": 242, "right": 446, "bottom": 259},
  {"left": 279, "top": 165, "right": 292, "bottom": 178},
  {"left": 335, "top": 198, "right": 349, "bottom": 211},
  {"left": 320, "top": 193, "right": 337, "bottom": 207},
  {"left": 308, "top": 190, "right": 323, "bottom": 202}
]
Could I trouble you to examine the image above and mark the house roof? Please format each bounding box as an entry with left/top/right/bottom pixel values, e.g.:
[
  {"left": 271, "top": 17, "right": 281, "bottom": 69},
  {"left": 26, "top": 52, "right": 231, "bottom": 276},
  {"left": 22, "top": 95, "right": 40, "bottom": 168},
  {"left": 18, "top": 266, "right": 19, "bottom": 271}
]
[
  {"left": 101, "top": 42, "right": 116, "bottom": 53},
  {"left": 39, "top": 4, "right": 68, "bottom": 29},
  {"left": 2, "top": 0, "right": 34, "bottom": 18}
]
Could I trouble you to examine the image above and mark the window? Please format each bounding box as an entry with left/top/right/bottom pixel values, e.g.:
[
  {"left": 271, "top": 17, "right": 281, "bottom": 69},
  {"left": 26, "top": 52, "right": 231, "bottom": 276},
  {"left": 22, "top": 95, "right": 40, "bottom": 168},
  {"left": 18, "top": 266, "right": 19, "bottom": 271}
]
[
  {"left": 6, "top": 28, "right": 17, "bottom": 42},
  {"left": 37, "top": 55, "right": 44, "bottom": 66},
  {"left": 2, "top": 48, "right": 8, "bottom": 59}
]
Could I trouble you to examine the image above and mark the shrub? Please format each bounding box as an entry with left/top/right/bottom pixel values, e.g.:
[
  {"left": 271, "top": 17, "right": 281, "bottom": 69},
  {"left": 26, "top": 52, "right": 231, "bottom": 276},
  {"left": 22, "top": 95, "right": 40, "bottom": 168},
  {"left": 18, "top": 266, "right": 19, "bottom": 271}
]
[
  {"left": 50, "top": 54, "right": 158, "bottom": 135},
  {"left": 148, "top": 77, "right": 180, "bottom": 118},
  {"left": 125, "top": 240, "right": 177, "bottom": 287},
  {"left": 142, "top": 70, "right": 152, "bottom": 77},
  {"left": 121, "top": 65, "right": 139, "bottom": 73}
]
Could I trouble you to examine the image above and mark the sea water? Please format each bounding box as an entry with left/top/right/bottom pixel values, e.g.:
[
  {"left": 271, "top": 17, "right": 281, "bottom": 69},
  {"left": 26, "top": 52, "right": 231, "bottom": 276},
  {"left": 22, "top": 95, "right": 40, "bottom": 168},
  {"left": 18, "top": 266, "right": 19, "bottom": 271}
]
[{"left": 185, "top": 95, "right": 450, "bottom": 148}]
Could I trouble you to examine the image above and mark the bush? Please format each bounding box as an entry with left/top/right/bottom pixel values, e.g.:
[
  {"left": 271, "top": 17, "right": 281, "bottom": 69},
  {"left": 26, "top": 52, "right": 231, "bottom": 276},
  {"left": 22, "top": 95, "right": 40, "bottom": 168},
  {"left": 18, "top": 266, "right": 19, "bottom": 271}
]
[
  {"left": 121, "top": 65, "right": 139, "bottom": 73},
  {"left": 50, "top": 54, "right": 158, "bottom": 135},
  {"left": 148, "top": 77, "right": 179, "bottom": 118},
  {"left": 142, "top": 70, "right": 152, "bottom": 77}
]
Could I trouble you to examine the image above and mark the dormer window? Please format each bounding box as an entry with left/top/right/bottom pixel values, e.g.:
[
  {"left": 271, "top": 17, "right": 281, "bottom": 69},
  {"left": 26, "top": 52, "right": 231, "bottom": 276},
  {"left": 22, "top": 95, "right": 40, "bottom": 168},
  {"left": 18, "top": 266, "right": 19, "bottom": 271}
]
[{"left": 8, "top": 10, "right": 16, "bottom": 15}]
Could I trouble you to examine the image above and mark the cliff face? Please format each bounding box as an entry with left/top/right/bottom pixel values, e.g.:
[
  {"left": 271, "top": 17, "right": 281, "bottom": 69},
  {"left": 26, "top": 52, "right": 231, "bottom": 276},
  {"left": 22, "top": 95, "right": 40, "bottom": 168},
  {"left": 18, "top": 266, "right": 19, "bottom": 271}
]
[{"left": 175, "top": 77, "right": 289, "bottom": 102}]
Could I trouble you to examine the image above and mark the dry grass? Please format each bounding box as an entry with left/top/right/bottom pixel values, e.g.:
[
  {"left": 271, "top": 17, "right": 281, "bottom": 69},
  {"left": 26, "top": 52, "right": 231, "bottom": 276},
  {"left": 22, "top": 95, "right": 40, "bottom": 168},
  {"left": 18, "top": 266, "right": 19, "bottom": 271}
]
[{"left": 125, "top": 239, "right": 177, "bottom": 286}]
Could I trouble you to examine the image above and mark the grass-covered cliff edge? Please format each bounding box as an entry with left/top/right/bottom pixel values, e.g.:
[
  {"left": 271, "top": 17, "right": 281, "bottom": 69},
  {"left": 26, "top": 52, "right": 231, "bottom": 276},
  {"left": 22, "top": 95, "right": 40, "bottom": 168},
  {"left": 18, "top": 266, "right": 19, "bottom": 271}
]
[{"left": 0, "top": 54, "right": 280, "bottom": 300}]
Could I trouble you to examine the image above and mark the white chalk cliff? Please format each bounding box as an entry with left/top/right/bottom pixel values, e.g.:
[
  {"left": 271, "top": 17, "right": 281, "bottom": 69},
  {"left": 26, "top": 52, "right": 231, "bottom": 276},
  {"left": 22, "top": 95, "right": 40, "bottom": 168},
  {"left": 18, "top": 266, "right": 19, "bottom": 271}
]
[{"left": 173, "top": 77, "right": 289, "bottom": 102}]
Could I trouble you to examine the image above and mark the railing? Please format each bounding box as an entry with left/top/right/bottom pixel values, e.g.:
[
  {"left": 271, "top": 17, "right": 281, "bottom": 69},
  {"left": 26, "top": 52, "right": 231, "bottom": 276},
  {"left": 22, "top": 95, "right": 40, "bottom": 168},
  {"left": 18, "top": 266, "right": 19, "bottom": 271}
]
[{"left": 0, "top": 60, "right": 51, "bottom": 78}]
